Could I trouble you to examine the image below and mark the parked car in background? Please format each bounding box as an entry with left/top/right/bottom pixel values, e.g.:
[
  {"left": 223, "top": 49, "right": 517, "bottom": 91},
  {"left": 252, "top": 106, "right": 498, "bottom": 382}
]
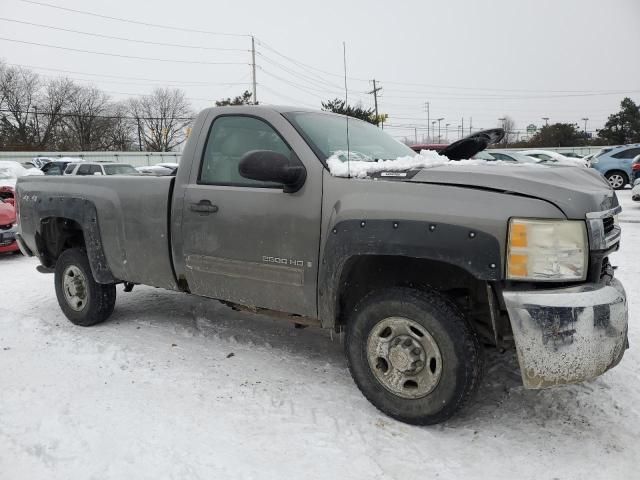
[
  {"left": 0, "top": 196, "right": 19, "bottom": 254},
  {"left": 630, "top": 154, "right": 640, "bottom": 184},
  {"left": 64, "top": 162, "right": 138, "bottom": 176},
  {"left": 485, "top": 151, "right": 539, "bottom": 163},
  {"left": 136, "top": 164, "right": 178, "bottom": 176},
  {"left": 0, "top": 161, "right": 44, "bottom": 188},
  {"left": 519, "top": 149, "right": 588, "bottom": 167},
  {"left": 562, "top": 152, "right": 584, "bottom": 159},
  {"left": 590, "top": 144, "right": 640, "bottom": 189},
  {"left": 41, "top": 158, "right": 84, "bottom": 176}
]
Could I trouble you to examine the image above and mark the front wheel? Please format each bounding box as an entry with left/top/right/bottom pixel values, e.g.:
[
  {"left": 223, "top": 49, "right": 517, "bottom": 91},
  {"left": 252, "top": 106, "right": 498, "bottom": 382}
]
[
  {"left": 54, "top": 248, "right": 116, "bottom": 326},
  {"left": 605, "top": 171, "right": 628, "bottom": 190},
  {"left": 345, "top": 287, "right": 482, "bottom": 425}
]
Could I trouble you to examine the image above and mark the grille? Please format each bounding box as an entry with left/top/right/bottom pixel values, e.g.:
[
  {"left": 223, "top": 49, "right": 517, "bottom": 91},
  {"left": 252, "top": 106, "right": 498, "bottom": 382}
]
[{"left": 603, "top": 216, "right": 614, "bottom": 234}]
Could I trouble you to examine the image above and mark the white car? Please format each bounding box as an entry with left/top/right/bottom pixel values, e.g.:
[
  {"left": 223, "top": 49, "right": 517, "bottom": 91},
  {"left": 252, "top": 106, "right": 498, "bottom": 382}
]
[
  {"left": 64, "top": 162, "right": 138, "bottom": 176},
  {"left": 0, "top": 161, "right": 44, "bottom": 187},
  {"left": 519, "top": 149, "right": 588, "bottom": 167},
  {"left": 136, "top": 164, "right": 177, "bottom": 175}
]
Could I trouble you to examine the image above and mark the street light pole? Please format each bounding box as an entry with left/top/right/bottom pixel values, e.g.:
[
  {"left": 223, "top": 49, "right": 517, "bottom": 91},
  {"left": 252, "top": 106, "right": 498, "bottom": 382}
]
[
  {"left": 542, "top": 117, "right": 549, "bottom": 126},
  {"left": 445, "top": 123, "right": 450, "bottom": 141},
  {"left": 431, "top": 121, "right": 436, "bottom": 143},
  {"left": 582, "top": 117, "right": 589, "bottom": 143},
  {"left": 498, "top": 117, "right": 506, "bottom": 147}
]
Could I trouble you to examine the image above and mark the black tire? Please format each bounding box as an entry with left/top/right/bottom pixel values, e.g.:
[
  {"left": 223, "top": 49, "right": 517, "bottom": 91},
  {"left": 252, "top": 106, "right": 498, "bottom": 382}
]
[
  {"left": 605, "top": 171, "right": 628, "bottom": 190},
  {"left": 345, "top": 287, "right": 482, "bottom": 425},
  {"left": 54, "top": 248, "right": 116, "bottom": 326}
]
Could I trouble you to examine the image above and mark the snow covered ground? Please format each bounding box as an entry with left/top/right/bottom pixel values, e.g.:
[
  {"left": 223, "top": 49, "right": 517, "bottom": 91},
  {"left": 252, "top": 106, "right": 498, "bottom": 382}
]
[{"left": 1, "top": 191, "right": 639, "bottom": 480}]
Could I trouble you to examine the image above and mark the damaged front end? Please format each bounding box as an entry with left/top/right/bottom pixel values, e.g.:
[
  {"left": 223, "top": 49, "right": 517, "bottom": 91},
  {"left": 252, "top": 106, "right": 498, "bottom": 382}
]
[{"left": 503, "top": 278, "right": 628, "bottom": 388}]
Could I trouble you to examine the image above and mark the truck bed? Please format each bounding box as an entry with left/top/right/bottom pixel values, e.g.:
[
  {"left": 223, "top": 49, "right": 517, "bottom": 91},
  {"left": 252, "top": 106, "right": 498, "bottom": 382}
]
[{"left": 17, "top": 175, "right": 179, "bottom": 290}]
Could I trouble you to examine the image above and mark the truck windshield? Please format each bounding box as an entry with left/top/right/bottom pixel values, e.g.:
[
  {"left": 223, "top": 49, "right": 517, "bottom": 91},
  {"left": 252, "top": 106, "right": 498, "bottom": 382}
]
[{"left": 284, "top": 111, "right": 415, "bottom": 162}]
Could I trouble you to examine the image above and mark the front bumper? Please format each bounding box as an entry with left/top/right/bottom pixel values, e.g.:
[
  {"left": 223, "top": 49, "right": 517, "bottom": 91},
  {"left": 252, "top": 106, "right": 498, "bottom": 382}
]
[
  {"left": 0, "top": 226, "right": 19, "bottom": 253},
  {"left": 503, "top": 278, "right": 628, "bottom": 389}
]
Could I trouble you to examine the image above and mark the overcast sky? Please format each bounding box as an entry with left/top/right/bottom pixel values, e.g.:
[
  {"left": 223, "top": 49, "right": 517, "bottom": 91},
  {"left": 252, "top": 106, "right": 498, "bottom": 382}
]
[{"left": 2, "top": 0, "right": 639, "bottom": 142}]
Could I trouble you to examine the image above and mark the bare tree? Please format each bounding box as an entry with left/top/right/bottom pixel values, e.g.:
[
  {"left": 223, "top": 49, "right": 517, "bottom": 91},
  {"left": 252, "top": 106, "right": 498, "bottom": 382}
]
[
  {"left": 0, "top": 66, "right": 40, "bottom": 148},
  {"left": 63, "top": 86, "right": 112, "bottom": 150},
  {"left": 36, "top": 78, "right": 76, "bottom": 148},
  {"left": 104, "top": 102, "right": 135, "bottom": 151},
  {"left": 498, "top": 115, "right": 516, "bottom": 146},
  {"left": 129, "top": 88, "right": 192, "bottom": 151}
]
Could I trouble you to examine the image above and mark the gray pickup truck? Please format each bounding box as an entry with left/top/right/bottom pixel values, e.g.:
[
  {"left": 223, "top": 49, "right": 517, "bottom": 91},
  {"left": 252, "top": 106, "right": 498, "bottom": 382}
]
[{"left": 16, "top": 106, "right": 628, "bottom": 425}]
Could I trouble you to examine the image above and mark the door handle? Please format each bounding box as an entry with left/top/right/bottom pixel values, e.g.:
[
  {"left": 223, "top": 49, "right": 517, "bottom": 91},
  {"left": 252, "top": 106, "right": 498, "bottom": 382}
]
[{"left": 190, "top": 200, "right": 219, "bottom": 214}]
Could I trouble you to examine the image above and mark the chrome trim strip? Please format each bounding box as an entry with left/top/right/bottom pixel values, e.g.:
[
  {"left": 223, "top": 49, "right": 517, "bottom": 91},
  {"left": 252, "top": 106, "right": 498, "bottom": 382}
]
[{"left": 585, "top": 205, "right": 621, "bottom": 219}]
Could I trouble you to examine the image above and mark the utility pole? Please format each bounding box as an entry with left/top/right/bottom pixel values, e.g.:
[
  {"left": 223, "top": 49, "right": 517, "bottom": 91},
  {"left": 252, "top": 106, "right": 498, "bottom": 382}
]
[
  {"left": 431, "top": 121, "right": 436, "bottom": 143},
  {"left": 461, "top": 117, "right": 464, "bottom": 139},
  {"left": 367, "top": 79, "right": 383, "bottom": 126},
  {"left": 582, "top": 117, "right": 589, "bottom": 143},
  {"left": 424, "top": 102, "right": 430, "bottom": 141},
  {"left": 251, "top": 36, "right": 258, "bottom": 104},
  {"left": 137, "top": 118, "right": 143, "bottom": 151},
  {"left": 469, "top": 117, "right": 472, "bottom": 136},
  {"left": 542, "top": 117, "right": 549, "bottom": 126},
  {"left": 414, "top": 127, "right": 418, "bottom": 144},
  {"left": 437, "top": 118, "right": 444, "bottom": 143}
]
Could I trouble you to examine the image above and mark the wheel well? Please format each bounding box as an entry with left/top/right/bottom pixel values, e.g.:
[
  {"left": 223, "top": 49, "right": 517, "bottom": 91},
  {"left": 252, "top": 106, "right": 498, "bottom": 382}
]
[
  {"left": 335, "top": 255, "right": 506, "bottom": 345},
  {"left": 36, "top": 217, "right": 86, "bottom": 268}
]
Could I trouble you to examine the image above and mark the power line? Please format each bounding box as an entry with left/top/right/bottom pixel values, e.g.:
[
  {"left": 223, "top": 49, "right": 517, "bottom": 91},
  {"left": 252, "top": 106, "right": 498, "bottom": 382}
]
[
  {"left": 0, "top": 17, "right": 249, "bottom": 52},
  {"left": 17, "top": 0, "right": 250, "bottom": 37},
  {"left": 0, "top": 37, "right": 249, "bottom": 66},
  {"left": 4, "top": 63, "right": 253, "bottom": 87},
  {"left": 256, "top": 52, "right": 344, "bottom": 91}
]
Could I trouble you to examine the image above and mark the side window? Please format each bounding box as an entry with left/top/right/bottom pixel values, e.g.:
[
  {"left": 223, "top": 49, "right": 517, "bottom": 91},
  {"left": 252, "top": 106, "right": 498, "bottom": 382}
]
[
  {"left": 199, "top": 116, "right": 292, "bottom": 187},
  {"left": 64, "top": 164, "right": 77, "bottom": 174},
  {"left": 89, "top": 165, "right": 102, "bottom": 175},
  {"left": 76, "top": 164, "right": 92, "bottom": 175},
  {"left": 613, "top": 148, "right": 640, "bottom": 159}
]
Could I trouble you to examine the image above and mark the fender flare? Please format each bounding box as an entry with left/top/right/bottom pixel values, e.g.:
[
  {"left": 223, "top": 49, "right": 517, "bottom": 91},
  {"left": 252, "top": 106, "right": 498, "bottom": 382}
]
[
  {"left": 317, "top": 219, "right": 502, "bottom": 328},
  {"left": 35, "top": 196, "right": 117, "bottom": 284}
]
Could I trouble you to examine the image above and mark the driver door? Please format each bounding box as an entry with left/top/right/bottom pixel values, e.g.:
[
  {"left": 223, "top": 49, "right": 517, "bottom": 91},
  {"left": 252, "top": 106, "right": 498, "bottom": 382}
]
[{"left": 180, "top": 113, "right": 323, "bottom": 317}]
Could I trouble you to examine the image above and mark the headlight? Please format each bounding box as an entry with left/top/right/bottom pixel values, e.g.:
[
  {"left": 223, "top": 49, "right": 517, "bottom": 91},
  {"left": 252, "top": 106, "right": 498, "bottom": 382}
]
[{"left": 507, "top": 219, "right": 588, "bottom": 281}]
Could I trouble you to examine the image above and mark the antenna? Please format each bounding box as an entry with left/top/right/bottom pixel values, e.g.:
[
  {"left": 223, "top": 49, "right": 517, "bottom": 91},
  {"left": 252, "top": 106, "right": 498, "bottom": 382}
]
[{"left": 342, "top": 41, "right": 350, "bottom": 178}]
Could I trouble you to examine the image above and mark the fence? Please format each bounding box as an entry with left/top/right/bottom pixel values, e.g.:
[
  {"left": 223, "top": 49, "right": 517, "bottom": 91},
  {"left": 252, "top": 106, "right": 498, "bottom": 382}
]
[{"left": 0, "top": 151, "right": 182, "bottom": 167}]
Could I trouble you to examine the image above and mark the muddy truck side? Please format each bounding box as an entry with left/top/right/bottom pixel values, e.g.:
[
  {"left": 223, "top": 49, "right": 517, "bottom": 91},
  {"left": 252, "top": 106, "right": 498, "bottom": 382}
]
[{"left": 16, "top": 106, "right": 629, "bottom": 425}]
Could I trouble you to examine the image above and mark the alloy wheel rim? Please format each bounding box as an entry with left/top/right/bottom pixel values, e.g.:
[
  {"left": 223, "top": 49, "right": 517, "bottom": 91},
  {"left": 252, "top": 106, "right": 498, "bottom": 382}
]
[
  {"left": 366, "top": 316, "right": 443, "bottom": 399},
  {"left": 609, "top": 174, "right": 624, "bottom": 188},
  {"left": 62, "top": 265, "right": 88, "bottom": 311}
]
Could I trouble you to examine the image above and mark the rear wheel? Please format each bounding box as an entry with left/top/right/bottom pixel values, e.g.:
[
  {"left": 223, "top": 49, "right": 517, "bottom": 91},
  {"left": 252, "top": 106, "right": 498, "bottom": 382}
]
[
  {"left": 54, "top": 248, "right": 116, "bottom": 326},
  {"left": 345, "top": 287, "right": 482, "bottom": 425},
  {"left": 605, "top": 171, "right": 628, "bottom": 190}
]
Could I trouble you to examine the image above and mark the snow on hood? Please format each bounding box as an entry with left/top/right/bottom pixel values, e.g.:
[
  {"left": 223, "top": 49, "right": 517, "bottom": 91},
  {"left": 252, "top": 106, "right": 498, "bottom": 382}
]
[{"left": 326, "top": 150, "right": 543, "bottom": 178}]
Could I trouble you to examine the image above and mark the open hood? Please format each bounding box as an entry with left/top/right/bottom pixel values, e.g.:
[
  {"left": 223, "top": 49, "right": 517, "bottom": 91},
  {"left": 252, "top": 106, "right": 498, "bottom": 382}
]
[
  {"left": 408, "top": 163, "right": 616, "bottom": 218},
  {"left": 439, "top": 128, "right": 505, "bottom": 160}
]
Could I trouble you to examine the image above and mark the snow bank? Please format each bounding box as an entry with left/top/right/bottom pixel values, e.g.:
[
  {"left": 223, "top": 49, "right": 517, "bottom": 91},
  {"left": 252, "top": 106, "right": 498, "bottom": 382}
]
[{"left": 327, "top": 150, "right": 541, "bottom": 178}]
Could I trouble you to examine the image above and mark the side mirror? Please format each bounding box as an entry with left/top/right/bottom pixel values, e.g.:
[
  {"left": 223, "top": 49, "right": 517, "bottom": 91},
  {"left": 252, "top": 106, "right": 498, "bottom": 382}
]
[{"left": 239, "top": 150, "right": 306, "bottom": 193}]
